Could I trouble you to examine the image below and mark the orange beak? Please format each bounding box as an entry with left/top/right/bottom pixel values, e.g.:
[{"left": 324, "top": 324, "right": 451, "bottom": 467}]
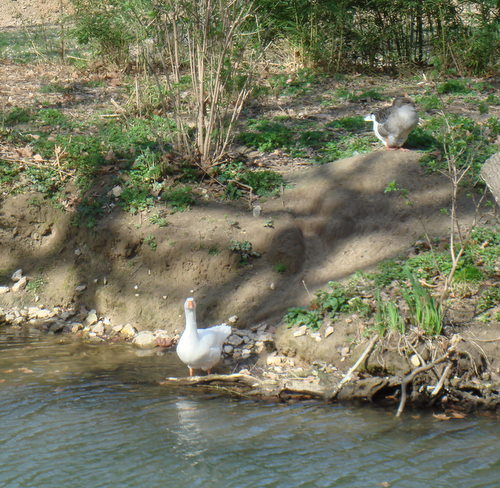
[{"left": 186, "top": 299, "right": 195, "bottom": 309}]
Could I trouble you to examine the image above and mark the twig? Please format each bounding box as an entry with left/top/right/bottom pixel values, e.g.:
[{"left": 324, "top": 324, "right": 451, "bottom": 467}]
[
  {"left": 329, "top": 335, "right": 378, "bottom": 400},
  {"left": 396, "top": 335, "right": 461, "bottom": 417},
  {"left": 430, "top": 363, "right": 452, "bottom": 397}
]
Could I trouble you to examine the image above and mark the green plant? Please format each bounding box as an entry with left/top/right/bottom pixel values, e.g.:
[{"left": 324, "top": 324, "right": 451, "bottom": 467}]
[
  {"left": 414, "top": 94, "right": 441, "bottom": 111},
  {"left": 453, "top": 265, "right": 483, "bottom": 283},
  {"left": 229, "top": 240, "right": 261, "bottom": 264},
  {"left": 145, "top": 235, "right": 157, "bottom": 251},
  {"left": 328, "top": 116, "right": 365, "bottom": 131},
  {"left": 238, "top": 119, "right": 294, "bottom": 151},
  {"left": 149, "top": 214, "right": 168, "bottom": 227},
  {"left": 477, "top": 287, "right": 500, "bottom": 314},
  {"left": 374, "top": 290, "right": 405, "bottom": 335},
  {"left": 208, "top": 246, "right": 220, "bottom": 256},
  {"left": 402, "top": 275, "right": 443, "bottom": 335},
  {"left": 2, "top": 107, "right": 32, "bottom": 126},
  {"left": 239, "top": 170, "right": 284, "bottom": 197},
  {"left": 313, "top": 281, "right": 350, "bottom": 317},
  {"left": 437, "top": 80, "right": 470, "bottom": 95},
  {"left": 161, "top": 186, "right": 195, "bottom": 212},
  {"left": 285, "top": 307, "right": 322, "bottom": 331},
  {"left": 273, "top": 263, "right": 286, "bottom": 273},
  {"left": 37, "top": 108, "right": 69, "bottom": 127},
  {"left": 26, "top": 277, "right": 45, "bottom": 293}
]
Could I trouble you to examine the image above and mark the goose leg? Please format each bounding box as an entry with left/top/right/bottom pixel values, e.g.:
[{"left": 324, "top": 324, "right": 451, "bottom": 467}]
[{"left": 206, "top": 368, "right": 212, "bottom": 375}]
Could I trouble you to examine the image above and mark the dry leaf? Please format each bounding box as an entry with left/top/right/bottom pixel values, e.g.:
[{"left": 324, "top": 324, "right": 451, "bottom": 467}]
[
  {"left": 18, "top": 367, "right": 34, "bottom": 374},
  {"left": 3, "top": 369, "right": 14, "bottom": 373},
  {"left": 0, "top": 379, "right": 6, "bottom": 383},
  {"left": 33, "top": 154, "right": 44, "bottom": 162},
  {"left": 448, "top": 411, "right": 466, "bottom": 419},
  {"left": 379, "top": 482, "right": 391, "bottom": 488},
  {"left": 433, "top": 413, "right": 451, "bottom": 421},
  {"left": 16, "top": 146, "right": 33, "bottom": 158}
]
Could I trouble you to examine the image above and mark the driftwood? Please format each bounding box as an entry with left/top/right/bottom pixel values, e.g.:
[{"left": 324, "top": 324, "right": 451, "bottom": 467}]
[
  {"left": 327, "top": 335, "right": 378, "bottom": 401},
  {"left": 160, "top": 373, "right": 326, "bottom": 400},
  {"left": 395, "top": 335, "right": 461, "bottom": 417}
]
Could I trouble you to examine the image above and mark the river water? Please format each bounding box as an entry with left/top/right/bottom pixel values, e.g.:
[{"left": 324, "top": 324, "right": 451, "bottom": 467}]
[{"left": 0, "top": 327, "right": 498, "bottom": 488}]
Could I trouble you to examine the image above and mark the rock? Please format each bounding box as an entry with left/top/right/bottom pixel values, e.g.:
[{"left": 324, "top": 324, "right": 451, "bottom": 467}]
[
  {"left": 35, "top": 309, "right": 53, "bottom": 319},
  {"left": 324, "top": 326, "right": 334, "bottom": 338},
  {"left": 120, "top": 323, "right": 137, "bottom": 339},
  {"left": 110, "top": 185, "right": 123, "bottom": 198},
  {"left": 75, "top": 284, "right": 87, "bottom": 293},
  {"left": 154, "top": 330, "right": 173, "bottom": 347},
  {"left": 293, "top": 325, "right": 308, "bottom": 337},
  {"left": 11, "top": 269, "right": 23, "bottom": 282},
  {"left": 310, "top": 332, "right": 322, "bottom": 342},
  {"left": 48, "top": 321, "right": 65, "bottom": 333},
  {"left": 227, "top": 334, "right": 244, "bottom": 346},
  {"left": 112, "top": 324, "right": 124, "bottom": 334},
  {"left": 91, "top": 321, "right": 105, "bottom": 336},
  {"left": 65, "top": 323, "right": 83, "bottom": 333},
  {"left": 12, "top": 276, "right": 27, "bottom": 292},
  {"left": 74, "top": 248, "right": 82, "bottom": 256},
  {"left": 223, "top": 345, "right": 234, "bottom": 354},
  {"left": 0, "top": 286, "right": 10, "bottom": 294},
  {"left": 410, "top": 354, "right": 421, "bottom": 367},
  {"left": 84, "top": 310, "right": 98, "bottom": 326},
  {"left": 133, "top": 330, "right": 156, "bottom": 348},
  {"left": 228, "top": 315, "right": 238, "bottom": 324},
  {"left": 241, "top": 348, "right": 252, "bottom": 358},
  {"left": 252, "top": 205, "right": 262, "bottom": 217}
]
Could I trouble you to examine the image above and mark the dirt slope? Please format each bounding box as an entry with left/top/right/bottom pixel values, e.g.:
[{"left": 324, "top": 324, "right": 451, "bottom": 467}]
[{"left": 0, "top": 150, "right": 480, "bottom": 332}]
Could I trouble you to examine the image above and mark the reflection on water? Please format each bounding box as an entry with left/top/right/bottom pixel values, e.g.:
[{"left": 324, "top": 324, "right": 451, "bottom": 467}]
[{"left": 0, "top": 327, "right": 498, "bottom": 488}]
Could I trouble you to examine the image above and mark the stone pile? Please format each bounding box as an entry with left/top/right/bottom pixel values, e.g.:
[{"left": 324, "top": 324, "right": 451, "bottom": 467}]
[{"left": 0, "top": 305, "right": 277, "bottom": 361}]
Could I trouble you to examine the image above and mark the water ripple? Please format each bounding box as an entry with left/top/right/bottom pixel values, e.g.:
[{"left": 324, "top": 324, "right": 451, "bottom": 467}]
[{"left": 0, "top": 328, "right": 499, "bottom": 488}]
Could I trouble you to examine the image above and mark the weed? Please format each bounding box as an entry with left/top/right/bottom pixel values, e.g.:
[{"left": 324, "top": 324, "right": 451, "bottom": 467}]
[
  {"left": 229, "top": 240, "right": 261, "bottom": 264},
  {"left": 285, "top": 307, "right": 322, "bottom": 331},
  {"left": 26, "top": 277, "right": 45, "bottom": 293},
  {"left": 477, "top": 287, "right": 500, "bottom": 313},
  {"left": 39, "top": 83, "right": 71, "bottom": 94},
  {"left": 414, "top": 94, "right": 441, "bottom": 111},
  {"left": 239, "top": 170, "right": 284, "bottom": 197},
  {"left": 2, "top": 107, "right": 32, "bottom": 126},
  {"left": 208, "top": 246, "right": 221, "bottom": 256},
  {"left": 273, "top": 263, "right": 286, "bottom": 273},
  {"left": 73, "top": 196, "right": 107, "bottom": 228},
  {"left": 161, "top": 186, "right": 195, "bottom": 212},
  {"left": 370, "top": 259, "right": 405, "bottom": 287},
  {"left": 327, "top": 116, "right": 365, "bottom": 131},
  {"left": 36, "top": 108, "right": 70, "bottom": 127},
  {"left": 264, "top": 219, "right": 274, "bottom": 228},
  {"left": 120, "top": 185, "right": 155, "bottom": 214},
  {"left": 402, "top": 275, "right": 443, "bottom": 335},
  {"left": 453, "top": 265, "right": 483, "bottom": 283},
  {"left": 149, "top": 214, "right": 168, "bottom": 227},
  {"left": 145, "top": 235, "right": 157, "bottom": 251},
  {"left": 313, "top": 281, "right": 350, "bottom": 317},
  {"left": 238, "top": 119, "right": 293, "bottom": 151},
  {"left": 437, "top": 79, "right": 470, "bottom": 94},
  {"left": 374, "top": 290, "right": 405, "bottom": 335}
]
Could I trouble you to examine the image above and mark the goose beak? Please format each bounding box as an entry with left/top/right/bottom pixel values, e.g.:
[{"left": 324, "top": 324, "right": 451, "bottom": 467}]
[{"left": 186, "top": 298, "right": 195, "bottom": 309}]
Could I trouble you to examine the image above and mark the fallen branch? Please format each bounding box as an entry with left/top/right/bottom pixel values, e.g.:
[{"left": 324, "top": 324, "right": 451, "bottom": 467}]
[
  {"left": 396, "top": 335, "right": 461, "bottom": 417},
  {"left": 430, "top": 363, "right": 452, "bottom": 397},
  {"left": 160, "top": 373, "right": 261, "bottom": 389},
  {"left": 328, "top": 335, "right": 378, "bottom": 400}
]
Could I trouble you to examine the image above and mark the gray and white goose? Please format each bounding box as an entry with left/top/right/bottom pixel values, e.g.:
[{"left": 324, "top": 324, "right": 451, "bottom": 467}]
[
  {"left": 364, "top": 96, "right": 418, "bottom": 150},
  {"left": 176, "top": 297, "right": 232, "bottom": 377}
]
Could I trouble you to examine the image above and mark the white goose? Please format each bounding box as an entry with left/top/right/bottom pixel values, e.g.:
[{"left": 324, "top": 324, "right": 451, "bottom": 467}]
[
  {"left": 176, "top": 297, "right": 232, "bottom": 376},
  {"left": 364, "top": 95, "right": 418, "bottom": 150}
]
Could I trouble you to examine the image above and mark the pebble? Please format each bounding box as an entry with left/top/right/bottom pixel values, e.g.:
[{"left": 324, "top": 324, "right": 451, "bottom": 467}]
[
  {"left": 120, "top": 323, "right": 137, "bottom": 339},
  {"left": 227, "top": 334, "right": 244, "bottom": 346},
  {"left": 410, "top": 354, "right": 421, "bottom": 367},
  {"left": 85, "top": 310, "right": 98, "bottom": 326},
  {"left": 75, "top": 285, "right": 87, "bottom": 293},
  {"left": 91, "top": 322, "right": 105, "bottom": 336},
  {"left": 293, "top": 325, "right": 308, "bottom": 337},
  {"left": 324, "top": 326, "right": 334, "bottom": 338},
  {"left": 11, "top": 269, "right": 23, "bottom": 282},
  {"left": 0, "top": 286, "right": 10, "bottom": 294},
  {"left": 12, "top": 276, "right": 28, "bottom": 292},
  {"left": 134, "top": 330, "right": 156, "bottom": 348},
  {"left": 228, "top": 315, "right": 238, "bottom": 324}
]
